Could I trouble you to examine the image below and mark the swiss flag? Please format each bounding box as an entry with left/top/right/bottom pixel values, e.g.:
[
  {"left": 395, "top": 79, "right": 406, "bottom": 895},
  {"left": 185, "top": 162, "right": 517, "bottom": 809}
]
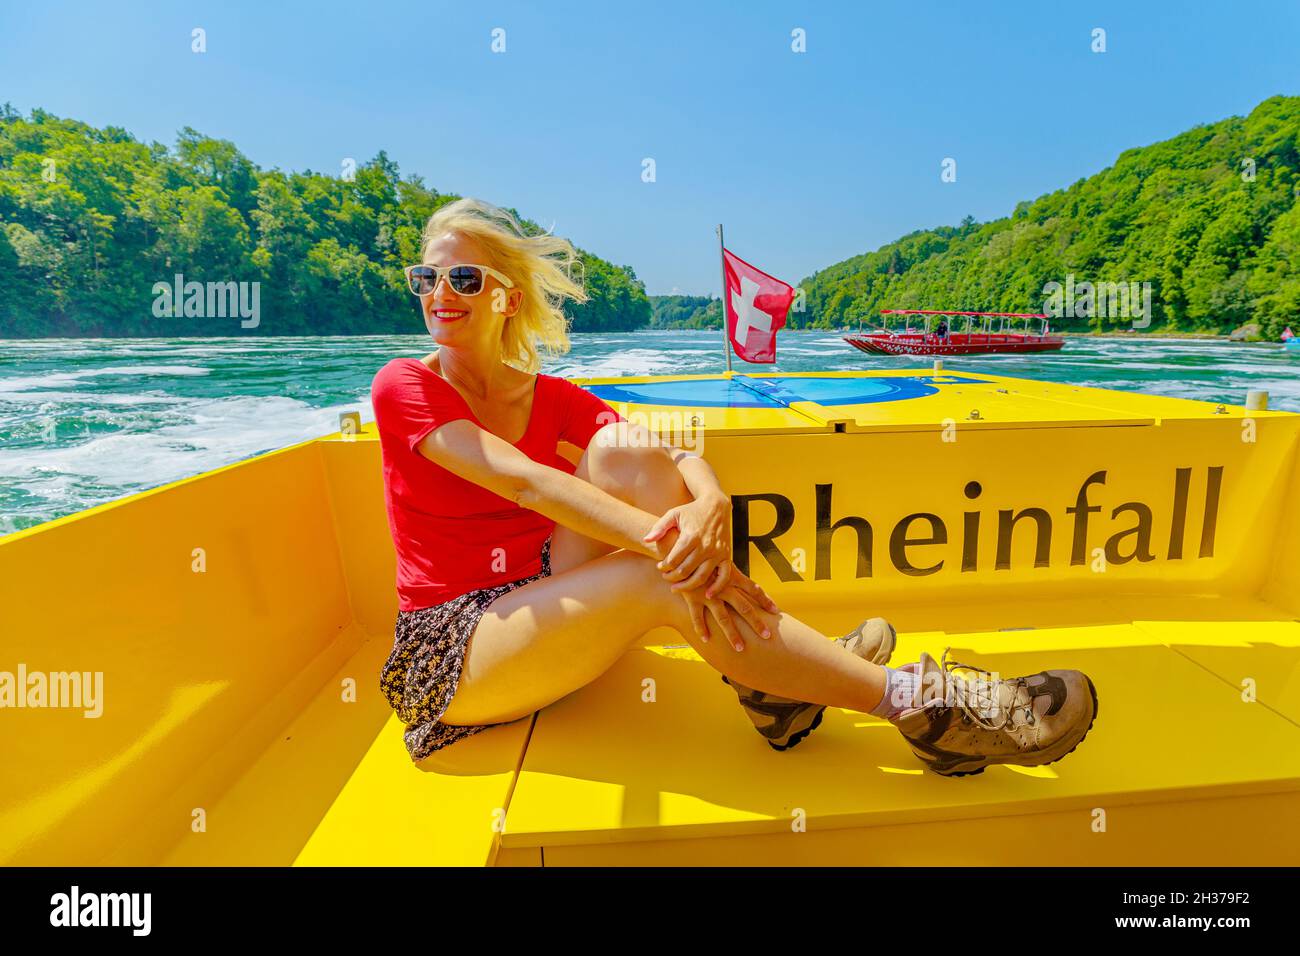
[{"left": 723, "top": 247, "right": 795, "bottom": 364}]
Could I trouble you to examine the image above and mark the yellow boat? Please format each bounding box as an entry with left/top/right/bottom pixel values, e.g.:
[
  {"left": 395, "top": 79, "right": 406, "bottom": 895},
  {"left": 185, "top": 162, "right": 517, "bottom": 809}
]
[{"left": 3, "top": 368, "right": 1299, "bottom": 867}]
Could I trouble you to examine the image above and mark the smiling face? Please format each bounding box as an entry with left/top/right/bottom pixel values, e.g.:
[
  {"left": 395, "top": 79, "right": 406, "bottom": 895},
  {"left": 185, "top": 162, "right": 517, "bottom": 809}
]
[{"left": 419, "top": 231, "right": 521, "bottom": 350}]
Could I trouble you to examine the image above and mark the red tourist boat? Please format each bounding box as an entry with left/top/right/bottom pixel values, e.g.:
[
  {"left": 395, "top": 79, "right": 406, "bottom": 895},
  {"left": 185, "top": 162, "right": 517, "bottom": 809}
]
[{"left": 844, "top": 309, "right": 1065, "bottom": 356}]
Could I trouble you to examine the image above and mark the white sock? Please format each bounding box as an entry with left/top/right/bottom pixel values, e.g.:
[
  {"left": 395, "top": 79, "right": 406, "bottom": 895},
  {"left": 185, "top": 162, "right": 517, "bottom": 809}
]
[{"left": 869, "top": 665, "right": 920, "bottom": 720}]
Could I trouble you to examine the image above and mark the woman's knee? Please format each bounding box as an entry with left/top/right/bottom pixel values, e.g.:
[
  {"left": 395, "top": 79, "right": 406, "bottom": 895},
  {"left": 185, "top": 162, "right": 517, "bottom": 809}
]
[{"left": 581, "top": 422, "right": 685, "bottom": 510}]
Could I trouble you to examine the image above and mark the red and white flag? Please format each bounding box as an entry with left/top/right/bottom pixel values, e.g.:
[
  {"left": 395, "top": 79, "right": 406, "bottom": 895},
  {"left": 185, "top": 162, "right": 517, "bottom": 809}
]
[{"left": 722, "top": 247, "right": 795, "bottom": 364}]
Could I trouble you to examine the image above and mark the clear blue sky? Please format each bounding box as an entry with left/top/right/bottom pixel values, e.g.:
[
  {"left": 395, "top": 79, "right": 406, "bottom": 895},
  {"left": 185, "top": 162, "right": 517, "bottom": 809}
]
[{"left": 2, "top": 0, "right": 1296, "bottom": 295}]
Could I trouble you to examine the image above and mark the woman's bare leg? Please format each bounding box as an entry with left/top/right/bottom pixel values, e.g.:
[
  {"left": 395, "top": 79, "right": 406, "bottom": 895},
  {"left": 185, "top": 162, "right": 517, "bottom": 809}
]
[
  {"left": 441, "top": 424, "right": 889, "bottom": 726},
  {"left": 545, "top": 423, "right": 667, "bottom": 576}
]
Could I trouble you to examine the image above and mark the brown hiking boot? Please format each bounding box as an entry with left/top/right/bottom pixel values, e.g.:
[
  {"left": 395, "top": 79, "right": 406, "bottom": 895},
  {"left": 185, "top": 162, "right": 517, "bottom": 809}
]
[
  {"left": 723, "top": 617, "right": 897, "bottom": 751},
  {"left": 891, "top": 649, "right": 1098, "bottom": 776}
]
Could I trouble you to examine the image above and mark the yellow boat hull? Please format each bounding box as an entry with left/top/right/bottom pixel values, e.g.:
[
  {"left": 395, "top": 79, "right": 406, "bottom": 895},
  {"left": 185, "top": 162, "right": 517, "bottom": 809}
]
[{"left": 3, "top": 369, "right": 1298, "bottom": 866}]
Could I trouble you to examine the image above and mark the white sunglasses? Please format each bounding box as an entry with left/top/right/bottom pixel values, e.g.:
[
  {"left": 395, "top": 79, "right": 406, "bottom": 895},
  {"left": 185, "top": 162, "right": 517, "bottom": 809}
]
[{"left": 403, "top": 263, "right": 515, "bottom": 297}]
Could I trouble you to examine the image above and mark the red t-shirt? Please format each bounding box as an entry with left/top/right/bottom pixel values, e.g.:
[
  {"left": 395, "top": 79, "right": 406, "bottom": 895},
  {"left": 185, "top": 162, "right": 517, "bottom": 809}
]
[{"left": 371, "top": 357, "right": 624, "bottom": 611}]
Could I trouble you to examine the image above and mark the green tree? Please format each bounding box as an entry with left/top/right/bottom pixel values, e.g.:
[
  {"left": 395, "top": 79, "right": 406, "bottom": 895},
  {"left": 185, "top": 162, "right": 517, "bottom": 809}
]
[
  {"left": 0, "top": 107, "right": 652, "bottom": 337},
  {"left": 798, "top": 95, "right": 1300, "bottom": 335}
]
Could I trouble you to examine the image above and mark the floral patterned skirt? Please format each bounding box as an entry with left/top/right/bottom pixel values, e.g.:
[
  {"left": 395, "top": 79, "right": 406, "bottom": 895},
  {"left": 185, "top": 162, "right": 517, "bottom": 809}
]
[{"left": 379, "top": 536, "right": 553, "bottom": 763}]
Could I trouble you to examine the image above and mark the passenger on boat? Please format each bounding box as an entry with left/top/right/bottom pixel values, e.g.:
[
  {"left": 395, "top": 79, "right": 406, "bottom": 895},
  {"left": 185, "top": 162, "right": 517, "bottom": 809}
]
[
  {"left": 371, "top": 197, "right": 1099, "bottom": 777},
  {"left": 935, "top": 317, "right": 949, "bottom": 340}
]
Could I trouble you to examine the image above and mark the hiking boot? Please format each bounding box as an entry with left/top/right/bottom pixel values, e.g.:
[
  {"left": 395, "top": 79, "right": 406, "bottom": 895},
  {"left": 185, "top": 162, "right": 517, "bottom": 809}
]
[
  {"left": 891, "top": 649, "right": 1098, "bottom": 776},
  {"left": 723, "top": 617, "right": 897, "bottom": 751}
]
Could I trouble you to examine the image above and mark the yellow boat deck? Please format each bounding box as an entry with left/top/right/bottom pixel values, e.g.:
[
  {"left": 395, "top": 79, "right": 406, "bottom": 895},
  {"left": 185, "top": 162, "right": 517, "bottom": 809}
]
[{"left": 2, "top": 369, "right": 1298, "bottom": 866}]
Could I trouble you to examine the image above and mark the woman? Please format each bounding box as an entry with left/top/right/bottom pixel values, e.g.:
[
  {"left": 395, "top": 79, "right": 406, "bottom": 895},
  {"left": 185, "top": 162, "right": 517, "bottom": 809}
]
[{"left": 372, "top": 198, "right": 1098, "bottom": 777}]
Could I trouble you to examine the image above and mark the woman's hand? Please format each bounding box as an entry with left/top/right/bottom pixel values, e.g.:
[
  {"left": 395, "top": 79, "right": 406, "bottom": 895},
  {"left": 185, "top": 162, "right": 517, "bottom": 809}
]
[
  {"left": 643, "top": 493, "right": 733, "bottom": 595},
  {"left": 677, "top": 561, "right": 781, "bottom": 653}
]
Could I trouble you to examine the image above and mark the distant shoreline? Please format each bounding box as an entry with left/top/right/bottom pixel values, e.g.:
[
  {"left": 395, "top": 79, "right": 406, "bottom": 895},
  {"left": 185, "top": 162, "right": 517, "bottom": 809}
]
[
  {"left": 0, "top": 328, "right": 1286, "bottom": 344},
  {"left": 656, "top": 327, "right": 1234, "bottom": 338},
  {"left": 1057, "top": 330, "right": 1222, "bottom": 340},
  {"left": 821, "top": 328, "right": 1285, "bottom": 343},
  {"left": 816, "top": 328, "right": 1228, "bottom": 341}
]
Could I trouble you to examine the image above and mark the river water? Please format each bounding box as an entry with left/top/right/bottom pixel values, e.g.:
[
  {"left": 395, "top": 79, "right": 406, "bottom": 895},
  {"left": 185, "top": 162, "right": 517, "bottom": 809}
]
[{"left": 2, "top": 330, "right": 1296, "bottom": 532}]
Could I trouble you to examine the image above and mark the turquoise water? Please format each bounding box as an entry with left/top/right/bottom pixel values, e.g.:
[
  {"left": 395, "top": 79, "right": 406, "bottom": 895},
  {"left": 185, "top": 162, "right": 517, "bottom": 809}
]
[{"left": 2, "top": 330, "right": 1297, "bottom": 533}]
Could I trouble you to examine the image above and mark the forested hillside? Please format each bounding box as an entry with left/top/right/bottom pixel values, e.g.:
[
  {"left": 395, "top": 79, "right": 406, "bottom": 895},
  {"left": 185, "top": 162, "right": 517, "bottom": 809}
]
[
  {"left": 796, "top": 96, "right": 1300, "bottom": 336},
  {"left": 0, "top": 107, "right": 652, "bottom": 337},
  {"left": 6, "top": 97, "right": 1297, "bottom": 338},
  {"left": 648, "top": 294, "right": 720, "bottom": 329}
]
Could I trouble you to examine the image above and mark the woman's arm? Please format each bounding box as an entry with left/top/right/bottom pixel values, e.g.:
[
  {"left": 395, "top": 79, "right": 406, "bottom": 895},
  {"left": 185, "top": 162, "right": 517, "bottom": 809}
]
[
  {"left": 643, "top": 444, "right": 733, "bottom": 593},
  {"left": 417, "top": 418, "right": 671, "bottom": 560},
  {"left": 420, "top": 420, "right": 775, "bottom": 646},
  {"left": 668, "top": 446, "right": 728, "bottom": 506}
]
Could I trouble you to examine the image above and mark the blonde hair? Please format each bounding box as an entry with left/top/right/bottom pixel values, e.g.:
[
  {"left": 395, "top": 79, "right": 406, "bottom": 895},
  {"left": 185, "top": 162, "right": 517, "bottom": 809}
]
[{"left": 421, "top": 198, "right": 587, "bottom": 372}]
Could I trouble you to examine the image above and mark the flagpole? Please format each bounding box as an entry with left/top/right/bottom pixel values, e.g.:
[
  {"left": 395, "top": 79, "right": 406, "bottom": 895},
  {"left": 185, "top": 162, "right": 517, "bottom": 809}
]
[{"left": 717, "top": 223, "right": 732, "bottom": 372}]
